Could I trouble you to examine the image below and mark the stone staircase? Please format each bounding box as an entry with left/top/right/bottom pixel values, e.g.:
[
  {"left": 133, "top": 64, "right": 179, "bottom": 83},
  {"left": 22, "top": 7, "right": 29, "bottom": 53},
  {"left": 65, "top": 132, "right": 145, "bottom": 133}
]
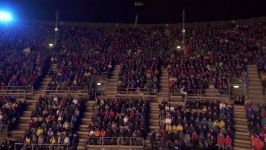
[
  {"left": 77, "top": 100, "right": 95, "bottom": 150},
  {"left": 10, "top": 78, "right": 51, "bottom": 139},
  {"left": 247, "top": 65, "right": 265, "bottom": 101},
  {"left": 159, "top": 67, "right": 169, "bottom": 100},
  {"left": 37, "top": 63, "right": 56, "bottom": 95},
  {"left": 144, "top": 101, "right": 160, "bottom": 149},
  {"left": 233, "top": 105, "right": 251, "bottom": 150},
  {"left": 105, "top": 65, "right": 120, "bottom": 96}
]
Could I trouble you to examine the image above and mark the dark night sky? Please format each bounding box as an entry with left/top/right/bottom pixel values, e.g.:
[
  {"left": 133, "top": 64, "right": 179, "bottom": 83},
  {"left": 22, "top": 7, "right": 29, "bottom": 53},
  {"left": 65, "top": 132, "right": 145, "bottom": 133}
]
[{"left": 1, "top": 0, "right": 266, "bottom": 24}]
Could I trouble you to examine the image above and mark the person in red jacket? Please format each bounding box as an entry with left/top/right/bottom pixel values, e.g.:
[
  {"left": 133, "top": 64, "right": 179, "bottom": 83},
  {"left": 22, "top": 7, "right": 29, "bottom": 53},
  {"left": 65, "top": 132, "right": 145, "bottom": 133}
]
[
  {"left": 251, "top": 134, "right": 257, "bottom": 148},
  {"left": 224, "top": 135, "right": 232, "bottom": 150},
  {"left": 254, "top": 137, "right": 264, "bottom": 150},
  {"left": 217, "top": 132, "right": 225, "bottom": 150}
]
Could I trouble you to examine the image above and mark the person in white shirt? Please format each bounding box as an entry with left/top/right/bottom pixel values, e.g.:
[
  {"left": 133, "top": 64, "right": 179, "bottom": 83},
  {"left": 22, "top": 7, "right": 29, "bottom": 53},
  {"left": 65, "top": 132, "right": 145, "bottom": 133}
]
[
  {"left": 64, "top": 135, "right": 70, "bottom": 145},
  {"left": 124, "top": 115, "right": 129, "bottom": 123}
]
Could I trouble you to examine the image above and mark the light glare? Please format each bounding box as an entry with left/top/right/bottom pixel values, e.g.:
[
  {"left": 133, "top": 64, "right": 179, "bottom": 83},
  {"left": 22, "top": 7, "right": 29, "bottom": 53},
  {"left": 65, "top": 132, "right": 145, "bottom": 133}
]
[
  {"left": 0, "top": 11, "right": 12, "bottom": 22},
  {"left": 49, "top": 43, "right": 54, "bottom": 48},
  {"left": 233, "top": 85, "right": 239, "bottom": 89}
]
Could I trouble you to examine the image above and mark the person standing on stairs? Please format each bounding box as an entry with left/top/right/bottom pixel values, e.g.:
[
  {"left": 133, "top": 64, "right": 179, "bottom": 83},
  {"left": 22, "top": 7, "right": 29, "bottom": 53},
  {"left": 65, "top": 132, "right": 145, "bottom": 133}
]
[{"left": 150, "top": 129, "right": 156, "bottom": 150}]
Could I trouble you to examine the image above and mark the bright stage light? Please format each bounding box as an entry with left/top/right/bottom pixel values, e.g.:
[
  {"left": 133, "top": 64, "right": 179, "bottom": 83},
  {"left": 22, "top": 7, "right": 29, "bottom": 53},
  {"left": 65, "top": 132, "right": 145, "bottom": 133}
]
[
  {"left": 0, "top": 11, "right": 12, "bottom": 22},
  {"left": 48, "top": 43, "right": 54, "bottom": 48},
  {"left": 233, "top": 85, "right": 239, "bottom": 89}
]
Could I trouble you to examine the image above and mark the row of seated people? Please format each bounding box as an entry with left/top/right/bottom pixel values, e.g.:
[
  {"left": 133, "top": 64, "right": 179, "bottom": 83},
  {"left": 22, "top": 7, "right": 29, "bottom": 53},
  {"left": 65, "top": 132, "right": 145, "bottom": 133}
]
[
  {"left": 118, "top": 54, "right": 160, "bottom": 94},
  {"left": 0, "top": 96, "right": 25, "bottom": 130},
  {"left": 246, "top": 102, "right": 266, "bottom": 150},
  {"left": 48, "top": 51, "right": 114, "bottom": 90},
  {"left": 88, "top": 98, "right": 149, "bottom": 145},
  {"left": 21, "top": 96, "right": 82, "bottom": 149},
  {"left": 159, "top": 100, "right": 234, "bottom": 149},
  {"left": 0, "top": 51, "right": 48, "bottom": 88}
]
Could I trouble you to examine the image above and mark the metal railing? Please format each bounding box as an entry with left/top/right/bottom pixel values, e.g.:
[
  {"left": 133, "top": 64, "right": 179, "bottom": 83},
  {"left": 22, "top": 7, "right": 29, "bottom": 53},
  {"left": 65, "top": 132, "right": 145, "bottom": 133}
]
[
  {"left": 170, "top": 88, "right": 230, "bottom": 96},
  {"left": 117, "top": 88, "right": 159, "bottom": 96},
  {"left": 170, "top": 89, "right": 231, "bottom": 101},
  {"left": 46, "top": 86, "right": 89, "bottom": 95},
  {"left": 88, "top": 137, "right": 144, "bottom": 148},
  {"left": 0, "top": 86, "right": 33, "bottom": 95},
  {"left": 14, "top": 143, "right": 69, "bottom": 150}
]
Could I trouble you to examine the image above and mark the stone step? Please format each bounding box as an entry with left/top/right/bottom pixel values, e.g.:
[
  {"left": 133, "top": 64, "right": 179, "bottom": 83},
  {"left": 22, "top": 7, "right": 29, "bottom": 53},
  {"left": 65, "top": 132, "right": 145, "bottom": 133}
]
[
  {"left": 77, "top": 131, "right": 89, "bottom": 137},
  {"left": 18, "top": 123, "right": 29, "bottom": 128},
  {"left": 11, "top": 130, "right": 25, "bottom": 135},
  {"left": 150, "top": 126, "right": 160, "bottom": 130},
  {"left": 248, "top": 87, "right": 263, "bottom": 91},
  {"left": 234, "top": 108, "right": 245, "bottom": 112},
  {"left": 27, "top": 105, "right": 36, "bottom": 109},
  {"left": 160, "top": 83, "right": 168, "bottom": 86},
  {"left": 248, "top": 82, "right": 262, "bottom": 85},
  {"left": 234, "top": 112, "right": 246, "bottom": 116},
  {"left": 77, "top": 146, "right": 86, "bottom": 150},
  {"left": 247, "top": 68, "right": 257, "bottom": 70},
  {"left": 79, "top": 124, "right": 89, "bottom": 129},
  {"left": 150, "top": 120, "right": 159, "bottom": 125},
  {"left": 234, "top": 124, "right": 249, "bottom": 129},
  {"left": 23, "top": 110, "right": 32, "bottom": 114},
  {"left": 247, "top": 71, "right": 258, "bottom": 74},
  {"left": 235, "top": 131, "right": 250, "bottom": 137},
  {"left": 235, "top": 127, "right": 249, "bottom": 132},
  {"left": 20, "top": 116, "right": 31, "bottom": 120},
  {"left": 84, "top": 112, "right": 93, "bottom": 116},
  {"left": 248, "top": 96, "right": 265, "bottom": 100},
  {"left": 233, "top": 139, "right": 251, "bottom": 148},
  {"left": 248, "top": 78, "right": 261, "bottom": 81},
  {"left": 234, "top": 118, "right": 248, "bottom": 123},
  {"left": 81, "top": 118, "right": 91, "bottom": 122},
  {"left": 248, "top": 90, "right": 263, "bottom": 94},
  {"left": 233, "top": 147, "right": 251, "bottom": 150}
]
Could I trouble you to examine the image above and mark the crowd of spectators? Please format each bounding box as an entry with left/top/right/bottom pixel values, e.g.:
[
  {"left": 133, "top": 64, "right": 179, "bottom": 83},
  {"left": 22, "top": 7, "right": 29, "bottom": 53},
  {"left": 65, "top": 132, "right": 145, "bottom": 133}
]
[
  {"left": 88, "top": 98, "right": 149, "bottom": 145},
  {"left": 48, "top": 26, "right": 118, "bottom": 90},
  {"left": 0, "top": 23, "right": 51, "bottom": 89},
  {"left": 0, "top": 19, "right": 265, "bottom": 149},
  {"left": 166, "top": 23, "right": 266, "bottom": 95},
  {"left": 246, "top": 102, "right": 266, "bottom": 150},
  {"left": 159, "top": 100, "right": 234, "bottom": 149},
  {"left": 118, "top": 54, "right": 160, "bottom": 93},
  {"left": 22, "top": 96, "right": 82, "bottom": 149},
  {"left": 0, "top": 96, "right": 25, "bottom": 130},
  {"left": 0, "top": 23, "right": 53, "bottom": 52},
  {"left": 166, "top": 52, "right": 237, "bottom": 95},
  {"left": 0, "top": 51, "right": 49, "bottom": 88},
  {"left": 48, "top": 51, "right": 114, "bottom": 89},
  {"left": 45, "top": 21, "right": 266, "bottom": 94}
]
